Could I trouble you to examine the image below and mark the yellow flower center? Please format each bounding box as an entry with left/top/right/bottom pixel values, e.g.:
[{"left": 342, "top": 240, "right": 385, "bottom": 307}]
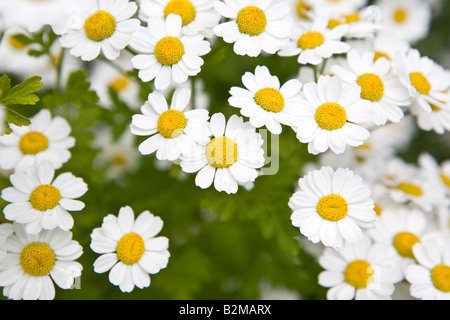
[
  {"left": 315, "top": 102, "right": 347, "bottom": 130},
  {"left": 254, "top": 88, "right": 285, "bottom": 113},
  {"left": 236, "top": 6, "right": 267, "bottom": 36},
  {"left": 357, "top": 73, "right": 385, "bottom": 102},
  {"left": 110, "top": 75, "right": 129, "bottom": 92},
  {"left": 84, "top": 10, "right": 116, "bottom": 42},
  {"left": 164, "top": 0, "right": 196, "bottom": 26},
  {"left": 410, "top": 72, "right": 431, "bottom": 95},
  {"left": 154, "top": 36, "right": 185, "bottom": 66},
  {"left": 343, "top": 12, "right": 360, "bottom": 23},
  {"left": 393, "top": 232, "right": 420, "bottom": 258},
  {"left": 316, "top": 194, "right": 348, "bottom": 221},
  {"left": 29, "top": 185, "right": 61, "bottom": 211},
  {"left": 296, "top": 1, "right": 311, "bottom": 19},
  {"left": 20, "top": 242, "right": 56, "bottom": 277},
  {"left": 431, "top": 264, "right": 450, "bottom": 293},
  {"left": 397, "top": 182, "right": 423, "bottom": 197},
  {"left": 157, "top": 109, "right": 188, "bottom": 138},
  {"left": 374, "top": 203, "right": 382, "bottom": 216},
  {"left": 8, "top": 35, "right": 27, "bottom": 50},
  {"left": 327, "top": 18, "right": 344, "bottom": 29},
  {"left": 206, "top": 136, "right": 238, "bottom": 169},
  {"left": 393, "top": 7, "right": 408, "bottom": 24},
  {"left": 116, "top": 232, "right": 146, "bottom": 265},
  {"left": 298, "top": 31, "right": 325, "bottom": 50},
  {"left": 344, "top": 260, "right": 374, "bottom": 289},
  {"left": 441, "top": 174, "right": 450, "bottom": 188},
  {"left": 112, "top": 154, "right": 126, "bottom": 166},
  {"left": 19, "top": 131, "right": 49, "bottom": 155},
  {"left": 374, "top": 51, "right": 391, "bottom": 62}
]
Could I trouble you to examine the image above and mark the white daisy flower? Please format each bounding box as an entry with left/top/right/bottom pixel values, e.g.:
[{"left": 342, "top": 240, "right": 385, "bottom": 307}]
[
  {"left": 311, "top": 0, "right": 367, "bottom": 17},
  {"left": 139, "top": 0, "right": 221, "bottom": 37},
  {"left": 130, "top": 87, "right": 211, "bottom": 161},
  {"left": 318, "top": 235, "right": 402, "bottom": 300},
  {"left": 213, "top": 0, "right": 293, "bottom": 57},
  {"left": 393, "top": 48, "right": 450, "bottom": 113},
  {"left": 228, "top": 65, "right": 303, "bottom": 134},
  {"left": 331, "top": 49, "right": 411, "bottom": 125},
  {"left": 376, "top": 0, "right": 432, "bottom": 44},
  {"left": 0, "top": 223, "right": 13, "bottom": 261},
  {"left": 130, "top": 13, "right": 211, "bottom": 91},
  {"left": 278, "top": 16, "right": 350, "bottom": 65},
  {"left": 288, "top": 166, "right": 376, "bottom": 249},
  {"left": 418, "top": 153, "right": 450, "bottom": 200},
  {"left": 90, "top": 206, "right": 170, "bottom": 293},
  {"left": 1, "top": 161, "right": 88, "bottom": 235},
  {"left": 287, "top": 0, "right": 314, "bottom": 22},
  {"left": 0, "top": 223, "right": 83, "bottom": 300},
  {"left": 59, "top": 0, "right": 140, "bottom": 61},
  {"left": 406, "top": 238, "right": 450, "bottom": 299},
  {"left": 0, "top": 109, "right": 75, "bottom": 172},
  {"left": 325, "top": 7, "right": 380, "bottom": 40},
  {"left": 368, "top": 32, "right": 410, "bottom": 63},
  {"left": 180, "top": 113, "right": 265, "bottom": 194},
  {"left": 292, "top": 75, "right": 372, "bottom": 155},
  {"left": 411, "top": 100, "right": 450, "bottom": 135}
]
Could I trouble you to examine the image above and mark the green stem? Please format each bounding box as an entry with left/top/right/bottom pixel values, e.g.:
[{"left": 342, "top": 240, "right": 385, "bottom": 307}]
[{"left": 55, "top": 48, "right": 65, "bottom": 94}]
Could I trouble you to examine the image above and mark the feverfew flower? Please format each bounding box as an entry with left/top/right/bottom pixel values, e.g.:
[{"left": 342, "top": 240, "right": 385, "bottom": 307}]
[
  {"left": 90, "top": 206, "right": 170, "bottom": 293},
  {"left": 1, "top": 161, "right": 88, "bottom": 235},
  {"left": 59, "top": 0, "right": 140, "bottom": 61},
  {"left": 278, "top": 16, "right": 350, "bottom": 65},
  {"left": 406, "top": 239, "right": 450, "bottom": 299},
  {"left": 130, "top": 87, "right": 211, "bottom": 161},
  {"left": 0, "top": 109, "right": 75, "bottom": 172},
  {"left": 331, "top": 49, "right": 411, "bottom": 125},
  {"left": 288, "top": 166, "right": 376, "bottom": 249},
  {"left": 0, "top": 223, "right": 13, "bottom": 260},
  {"left": 180, "top": 113, "right": 265, "bottom": 194},
  {"left": 318, "top": 235, "right": 402, "bottom": 300},
  {"left": 213, "top": 0, "right": 293, "bottom": 57},
  {"left": 130, "top": 14, "right": 211, "bottom": 91},
  {"left": 139, "top": 0, "right": 221, "bottom": 37},
  {"left": 411, "top": 97, "right": 450, "bottom": 135},
  {"left": 292, "top": 75, "right": 372, "bottom": 155},
  {"left": 311, "top": 0, "right": 367, "bottom": 17},
  {"left": 393, "top": 49, "right": 450, "bottom": 113},
  {"left": 0, "top": 223, "right": 83, "bottom": 300},
  {"left": 228, "top": 65, "right": 303, "bottom": 134}
]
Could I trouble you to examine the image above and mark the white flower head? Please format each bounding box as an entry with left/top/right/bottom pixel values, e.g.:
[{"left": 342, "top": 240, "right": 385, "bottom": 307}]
[
  {"left": 292, "top": 75, "right": 372, "bottom": 155},
  {"left": 139, "top": 0, "right": 221, "bottom": 38},
  {"left": 130, "top": 13, "right": 211, "bottom": 91},
  {"left": 0, "top": 223, "right": 83, "bottom": 300},
  {"left": 0, "top": 109, "right": 75, "bottom": 172},
  {"left": 180, "top": 113, "right": 265, "bottom": 194},
  {"left": 130, "top": 87, "right": 212, "bottom": 161},
  {"left": 288, "top": 166, "right": 376, "bottom": 249},
  {"left": 406, "top": 238, "right": 450, "bottom": 299},
  {"left": 393, "top": 48, "right": 450, "bottom": 113},
  {"left": 311, "top": 0, "right": 367, "bottom": 17},
  {"left": 0, "top": 223, "right": 14, "bottom": 261},
  {"left": 90, "top": 206, "right": 170, "bottom": 293},
  {"left": 331, "top": 49, "right": 411, "bottom": 125},
  {"left": 1, "top": 161, "right": 88, "bottom": 235},
  {"left": 228, "top": 65, "right": 303, "bottom": 134},
  {"left": 318, "top": 235, "right": 403, "bottom": 300},
  {"left": 278, "top": 16, "right": 350, "bottom": 65},
  {"left": 213, "top": 0, "right": 293, "bottom": 57},
  {"left": 59, "top": 0, "right": 140, "bottom": 61}
]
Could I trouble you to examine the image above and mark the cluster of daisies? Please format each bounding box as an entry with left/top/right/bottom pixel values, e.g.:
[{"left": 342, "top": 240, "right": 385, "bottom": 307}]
[{"left": 0, "top": 0, "right": 449, "bottom": 300}]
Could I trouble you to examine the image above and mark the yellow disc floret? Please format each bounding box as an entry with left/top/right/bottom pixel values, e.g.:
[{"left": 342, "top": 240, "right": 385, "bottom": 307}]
[
  {"left": 116, "top": 232, "right": 145, "bottom": 265},
  {"left": 157, "top": 109, "right": 188, "bottom": 138},
  {"left": 206, "top": 136, "right": 238, "bottom": 168},
  {"left": 315, "top": 102, "right": 347, "bottom": 130},
  {"left": 19, "top": 131, "right": 49, "bottom": 155},
  {"left": 236, "top": 6, "right": 267, "bottom": 36},
  {"left": 431, "top": 264, "right": 450, "bottom": 293},
  {"left": 397, "top": 182, "right": 423, "bottom": 197},
  {"left": 393, "top": 232, "right": 421, "bottom": 258},
  {"left": 298, "top": 32, "right": 325, "bottom": 50},
  {"left": 410, "top": 72, "right": 432, "bottom": 95},
  {"left": 164, "top": 0, "right": 196, "bottom": 26},
  {"left": 84, "top": 10, "right": 116, "bottom": 42},
  {"left": 316, "top": 194, "right": 348, "bottom": 221},
  {"left": 20, "top": 242, "right": 56, "bottom": 277},
  {"left": 154, "top": 36, "right": 185, "bottom": 66},
  {"left": 296, "top": 1, "right": 312, "bottom": 19},
  {"left": 254, "top": 88, "right": 285, "bottom": 113},
  {"left": 357, "top": 73, "right": 385, "bottom": 102},
  {"left": 374, "top": 51, "right": 391, "bottom": 62},
  {"left": 393, "top": 7, "right": 408, "bottom": 24},
  {"left": 29, "top": 185, "right": 61, "bottom": 211},
  {"left": 344, "top": 260, "right": 374, "bottom": 289},
  {"left": 110, "top": 75, "right": 129, "bottom": 92}
]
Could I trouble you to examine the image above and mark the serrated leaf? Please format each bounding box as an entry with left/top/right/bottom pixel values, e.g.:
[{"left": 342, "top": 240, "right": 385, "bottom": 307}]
[
  {"left": 5, "top": 108, "right": 31, "bottom": 127},
  {"left": 0, "top": 75, "right": 43, "bottom": 106},
  {"left": 66, "top": 70, "right": 99, "bottom": 107},
  {"left": 0, "top": 74, "right": 11, "bottom": 96}
]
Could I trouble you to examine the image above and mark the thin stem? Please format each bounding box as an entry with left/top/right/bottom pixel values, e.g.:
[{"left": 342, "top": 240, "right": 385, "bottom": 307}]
[
  {"left": 312, "top": 64, "right": 318, "bottom": 82},
  {"left": 319, "top": 58, "right": 328, "bottom": 76},
  {"left": 55, "top": 48, "right": 65, "bottom": 94}
]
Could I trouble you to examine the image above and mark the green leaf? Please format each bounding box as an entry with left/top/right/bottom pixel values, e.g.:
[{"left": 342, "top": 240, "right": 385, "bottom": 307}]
[
  {"left": 0, "top": 75, "right": 43, "bottom": 106},
  {"left": 4, "top": 107, "right": 31, "bottom": 127},
  {"left": 0, "top": 74, "right": 11, "bottom": 95},
  {"left": 65, "top": 70, "right": 99, "bottom": 107}
]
